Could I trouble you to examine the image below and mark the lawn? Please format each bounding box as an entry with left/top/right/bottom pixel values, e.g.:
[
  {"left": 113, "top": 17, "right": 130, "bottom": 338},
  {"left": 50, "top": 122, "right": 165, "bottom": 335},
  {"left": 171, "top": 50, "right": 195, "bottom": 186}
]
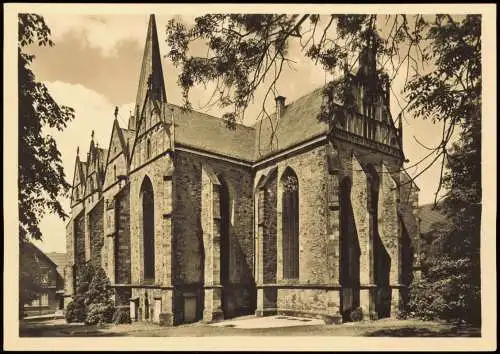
[{"left": 19, "top": 317, "right": 480, "bottom": 338}]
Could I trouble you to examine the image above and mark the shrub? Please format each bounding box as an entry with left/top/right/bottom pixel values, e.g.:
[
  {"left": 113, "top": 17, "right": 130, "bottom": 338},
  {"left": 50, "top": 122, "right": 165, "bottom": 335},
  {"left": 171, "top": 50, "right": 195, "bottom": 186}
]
[
  {"left": 75, "top": 262, "right": 95, "bottom": 296},
  {"left": 408, "top": 258, "right": 481, "bottom": 325},
  {"left": 65, "top": 296, "right": 86, "bottom": 323},
  {"left": 112, "top": 307, "right": 131, "bottom": 324},
  {"left": 85, "top": 301, "right": 115, "bottom": 325},
  {"left": 396, "top": 309, "right": 409, "bottom": 320},
  {"left": 69, "top": 262, "right": 116, "bottom": 326},
  {"left": 84, "top": 266, "right": 114, "bottom": 306},
  {"left": 349, "top": 307, "right": 364, "bottom": 322}
]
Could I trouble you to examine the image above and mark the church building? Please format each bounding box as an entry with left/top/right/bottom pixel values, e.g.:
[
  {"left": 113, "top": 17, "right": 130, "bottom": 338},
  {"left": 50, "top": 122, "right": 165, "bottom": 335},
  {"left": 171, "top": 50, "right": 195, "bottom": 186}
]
[{"left": 64, "top": 14, "right": 420, "bottom": 326}]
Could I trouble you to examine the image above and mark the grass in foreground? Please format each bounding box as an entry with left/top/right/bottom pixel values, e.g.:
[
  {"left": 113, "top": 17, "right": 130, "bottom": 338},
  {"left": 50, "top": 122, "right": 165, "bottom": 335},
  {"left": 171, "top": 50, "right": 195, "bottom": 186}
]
[{"left": 19, "top": 317, "right": 481, "bottom": 338}]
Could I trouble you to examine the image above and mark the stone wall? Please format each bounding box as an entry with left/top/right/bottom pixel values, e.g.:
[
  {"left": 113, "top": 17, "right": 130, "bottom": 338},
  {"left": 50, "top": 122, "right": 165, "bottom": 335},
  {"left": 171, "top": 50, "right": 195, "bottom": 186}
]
[
  {"left": 262, "top": 172, "right": 277, "bottom": 284},
  {"left": 130, "top": 288, "right": 173, "bottom": 325},
  {"left": 129, "top": 153, "right": 173, "bottom": 287},
  {"left": 102, "top": 125, "right": 128, "bottom": 191},
  {"left": 115, "top": 186, "right": 131, "bottom": 285},
  {"left": 255, "top": 144, "right": 341, "bottom": 320},
  {"left": 173, "top": 149, "right": 255, "bottom": 320},
  {"left": 276, "top": 288, "right": 341, "bottom": 324},
  {"left": 89, "top": 199, "right": 104, "bottom": 268},
  {"left": 128, "top": 150, "right": 174, "bottom": 325},
  {"left": 254, "top": 144, "right": 329, "bottom": 285},
  {"left": 74, "top": 210, "right": 86, "bottom": 266},
  {"left": 64, "top": 217, "right": 75, "bottom": 297}
]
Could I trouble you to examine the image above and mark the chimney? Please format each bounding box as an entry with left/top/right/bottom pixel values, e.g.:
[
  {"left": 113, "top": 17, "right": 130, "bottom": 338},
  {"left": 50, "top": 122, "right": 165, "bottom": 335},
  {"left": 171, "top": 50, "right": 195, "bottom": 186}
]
[{"left": 275, "top": 96, "right": 286, "bottom": 120}]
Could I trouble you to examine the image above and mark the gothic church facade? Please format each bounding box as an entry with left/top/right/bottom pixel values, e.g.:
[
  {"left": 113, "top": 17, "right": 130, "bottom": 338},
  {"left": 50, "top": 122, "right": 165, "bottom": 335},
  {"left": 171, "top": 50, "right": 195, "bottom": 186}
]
[{"left": 64, "top": 14, "right": 419, "bottom": 326}]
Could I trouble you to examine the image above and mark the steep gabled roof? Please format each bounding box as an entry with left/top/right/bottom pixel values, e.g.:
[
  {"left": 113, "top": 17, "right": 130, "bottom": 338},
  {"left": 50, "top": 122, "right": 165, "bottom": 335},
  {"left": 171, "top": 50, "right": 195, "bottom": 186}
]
[
  {"left": 97, "top": 147, "right": 108, "bottom": 187},
  {"left": 45, "top": 252, "right": 67, "bottom": 278},
  {"left": 103, "top": 118, "right": 133, "bottom": 184},
  {"left": 21, "top": 242, "right": 58, "bottom": 269},
  {"left": 170, "top": 103, "right": 256, "bottom": 162},
  {"left": 115, "top": 15, "right": 407, "bottom": 170},
  {"left": 71, "top": 154, "right": 85, "bottom": 188},
  {"left": 253, "top": 87, "right": 329, "bottom": 159},
  {"left": 70, "top": 152, "right": 87, "bottom": 205}
]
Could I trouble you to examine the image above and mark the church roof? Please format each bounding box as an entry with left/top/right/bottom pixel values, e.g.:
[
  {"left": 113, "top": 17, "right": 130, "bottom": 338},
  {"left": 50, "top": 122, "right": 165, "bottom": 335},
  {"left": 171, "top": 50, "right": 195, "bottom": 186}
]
[
  {"left": 71, "top": 14, "right": 404, "bottom": 192},
  {"left": 252, "top": 87, "right": 329, "bottom": 159},
  {"left": 170, "top": 103, "right": 256, "bottom": 162},
  {"left": 170, "top": 87, "right": 330, "bottom": 162},
  {"left": 129, "top": 15, "right": 332, "bottom": 163}
]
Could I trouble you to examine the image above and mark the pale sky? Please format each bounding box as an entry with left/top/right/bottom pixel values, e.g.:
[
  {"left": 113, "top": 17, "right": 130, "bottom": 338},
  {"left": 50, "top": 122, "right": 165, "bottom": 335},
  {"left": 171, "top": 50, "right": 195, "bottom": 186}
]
[{"left": 27, "top": 13, "right": 452, "bottom": 253}]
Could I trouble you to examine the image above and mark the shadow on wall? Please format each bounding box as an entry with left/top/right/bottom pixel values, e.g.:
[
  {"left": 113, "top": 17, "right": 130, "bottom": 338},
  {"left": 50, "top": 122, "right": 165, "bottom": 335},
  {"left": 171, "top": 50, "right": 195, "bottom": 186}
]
[
  {"left": 227, "top": 224, "right": 257, "bottom": 318},
  {"left": 366, "top": 163, "right": 391, "bottom": 320},
  {"left": 374, "top": 232, "right": 391, "bottom": 318},
  {"left": 400, "top": 218, "right": 414, "bottom": 308},
  {"left": 219, "top": 174, "right": 257, "bottom": 319},
  {"left": 198, "top": 217, "right": 205, "bottom": 322},
  {"left": 172, "top": 159, "right": 204, "bottom": 325},
  {"left": 339, "top": 177, "right": 361, "bottom": 322}
]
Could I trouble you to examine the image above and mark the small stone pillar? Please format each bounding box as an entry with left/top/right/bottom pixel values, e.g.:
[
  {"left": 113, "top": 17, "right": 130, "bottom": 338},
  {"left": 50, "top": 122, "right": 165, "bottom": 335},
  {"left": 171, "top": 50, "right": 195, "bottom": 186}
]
[
  {"left": 352, "top": 156, "right": 377, "bottom": 320},
  {"left": 359, "top": 285, "right": 377, "bottom": 320},
  {"left": 255, "top": 180, "right": 277, "bottom": 317},
  {"left": 201, "top": 167, "right": 224, "bottom": 322},
  {"left": 130, "top": 300, "right": 137, "bottom": 322},
  {"left": 379, "top": 163, "right": 403, "bottom": 318},
  {"left": 130, "top": 298, "right": 138, "bottom": 322},
  {"left": 203, "top": 286, "right": 224, "bottom": 322}
]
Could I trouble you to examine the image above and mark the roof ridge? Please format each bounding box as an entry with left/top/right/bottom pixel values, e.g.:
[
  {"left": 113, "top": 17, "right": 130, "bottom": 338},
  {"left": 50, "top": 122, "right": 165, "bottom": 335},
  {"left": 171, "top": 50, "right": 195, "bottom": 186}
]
[
  {"left": 169, "top": 103, "right": 256, "bottom": 132},
  {"left": 251, "top": 85, "right": 326, "bottom": 128}
]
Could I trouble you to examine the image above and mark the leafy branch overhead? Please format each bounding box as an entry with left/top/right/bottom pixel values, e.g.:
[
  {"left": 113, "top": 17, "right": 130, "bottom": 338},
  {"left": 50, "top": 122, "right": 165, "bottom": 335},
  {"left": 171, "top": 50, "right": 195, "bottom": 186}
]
[
  {"left": 166, "top": 14, "right": 481, "bottom": 202},
  {"left": 18, "top": 13, "right": 75, "bottom": 241}
]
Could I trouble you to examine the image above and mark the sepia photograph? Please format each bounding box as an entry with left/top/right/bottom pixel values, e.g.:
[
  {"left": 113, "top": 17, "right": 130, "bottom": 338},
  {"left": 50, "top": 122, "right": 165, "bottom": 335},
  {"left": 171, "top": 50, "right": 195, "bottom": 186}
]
[{"left": 4, "top": 3, "right": 496, "bottom": 351}]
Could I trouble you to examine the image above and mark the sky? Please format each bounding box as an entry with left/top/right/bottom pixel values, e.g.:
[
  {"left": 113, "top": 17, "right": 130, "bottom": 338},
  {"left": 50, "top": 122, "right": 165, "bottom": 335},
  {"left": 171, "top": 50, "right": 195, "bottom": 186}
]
[{"left": 26, "top": 13, "right": 453, "bottom": 253}]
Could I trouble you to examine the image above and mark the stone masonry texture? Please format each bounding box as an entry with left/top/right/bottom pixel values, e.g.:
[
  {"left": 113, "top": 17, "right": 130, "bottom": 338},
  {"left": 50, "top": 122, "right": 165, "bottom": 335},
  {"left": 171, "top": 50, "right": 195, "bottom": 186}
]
[{"left": 64, "top": 14, "right": 419, "bottom": 326}]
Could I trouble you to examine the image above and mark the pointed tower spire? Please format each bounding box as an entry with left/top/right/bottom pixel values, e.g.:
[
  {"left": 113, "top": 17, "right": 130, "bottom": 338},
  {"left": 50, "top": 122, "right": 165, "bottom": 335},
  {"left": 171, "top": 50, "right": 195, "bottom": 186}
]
[
  {"left": 114, "top": 106, "right": 119, "bottom": 120},
  {"left": 135, "top": 14, "right": 167, "bottom": 117},
  {"left": 77, "top": 146, "right": 80, "bottom": 156}
]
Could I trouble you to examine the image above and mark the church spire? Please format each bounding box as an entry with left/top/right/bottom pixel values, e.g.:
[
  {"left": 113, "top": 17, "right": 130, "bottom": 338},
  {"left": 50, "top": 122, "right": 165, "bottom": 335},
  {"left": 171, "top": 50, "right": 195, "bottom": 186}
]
[{"left": 135, "top": 14, "right": 167, "bottom": 116}]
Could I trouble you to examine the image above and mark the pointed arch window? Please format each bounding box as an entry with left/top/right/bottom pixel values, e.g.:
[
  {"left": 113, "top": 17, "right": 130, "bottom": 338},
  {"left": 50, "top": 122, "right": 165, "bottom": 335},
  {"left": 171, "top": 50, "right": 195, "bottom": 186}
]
[
  {"left": 281, "top": 167, "right": 299, "bottom": 279},
  {"left": 141, "top": 176, "right": 155, "bottom": 281},
  {"left": 113, "top": 165, "right": 117, "bottom": 181},
  {"left": 146, "top": 139, "right": 151, "bottom": 159}
]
